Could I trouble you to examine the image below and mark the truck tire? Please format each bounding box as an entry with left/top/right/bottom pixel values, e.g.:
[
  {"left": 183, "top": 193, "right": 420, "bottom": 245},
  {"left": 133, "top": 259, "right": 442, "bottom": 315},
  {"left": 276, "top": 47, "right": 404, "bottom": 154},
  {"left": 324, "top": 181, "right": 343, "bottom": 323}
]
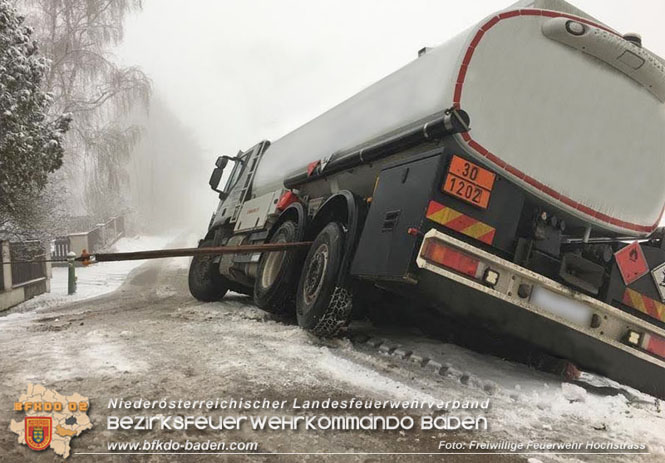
[
  {"left": 296, "top": 222, "right": 353, "bottom": 337},
  {"left": 188, "top": 239, "right": 229, "bottom": 302},
  {"left": 254, "top": 220, "right": 301, "bottom": 313}
]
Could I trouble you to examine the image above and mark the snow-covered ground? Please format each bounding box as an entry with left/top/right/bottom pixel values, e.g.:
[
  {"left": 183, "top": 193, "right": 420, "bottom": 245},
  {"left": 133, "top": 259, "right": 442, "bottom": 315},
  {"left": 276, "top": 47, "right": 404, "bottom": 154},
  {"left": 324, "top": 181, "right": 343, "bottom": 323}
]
[
  {"left": 346, "top": 327, "right": 665, "bottom": 460},
  {"left": 7, "top": 235, "right": 180, "bottom": 316},
  {"left": 1, "top": 236, "right": 663, "bottom": 462}
]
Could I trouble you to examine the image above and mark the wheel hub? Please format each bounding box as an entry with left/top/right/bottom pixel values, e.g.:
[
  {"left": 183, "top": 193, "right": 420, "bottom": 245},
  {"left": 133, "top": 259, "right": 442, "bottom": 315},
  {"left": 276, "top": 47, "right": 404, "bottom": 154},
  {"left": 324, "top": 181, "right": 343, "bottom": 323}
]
[
  {"left": 303, "top": 243, "right": 329, "bottom": 306},
  {"left": 261, "top": 236, "right": 287, "bottom": 289}
]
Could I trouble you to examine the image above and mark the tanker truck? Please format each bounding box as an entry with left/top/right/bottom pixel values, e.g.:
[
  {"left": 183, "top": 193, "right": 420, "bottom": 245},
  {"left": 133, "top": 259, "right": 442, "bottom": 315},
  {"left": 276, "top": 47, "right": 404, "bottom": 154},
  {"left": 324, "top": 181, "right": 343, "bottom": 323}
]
[{"left": 189, "top": 0, "right": 665, "bottom": 397}]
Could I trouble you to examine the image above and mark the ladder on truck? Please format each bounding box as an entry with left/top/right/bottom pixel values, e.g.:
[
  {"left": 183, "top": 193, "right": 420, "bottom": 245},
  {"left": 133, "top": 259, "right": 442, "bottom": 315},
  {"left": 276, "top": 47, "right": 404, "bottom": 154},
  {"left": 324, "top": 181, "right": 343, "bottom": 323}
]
[{"left": 231, "top": 146, "right": 263, "bottom": 223}]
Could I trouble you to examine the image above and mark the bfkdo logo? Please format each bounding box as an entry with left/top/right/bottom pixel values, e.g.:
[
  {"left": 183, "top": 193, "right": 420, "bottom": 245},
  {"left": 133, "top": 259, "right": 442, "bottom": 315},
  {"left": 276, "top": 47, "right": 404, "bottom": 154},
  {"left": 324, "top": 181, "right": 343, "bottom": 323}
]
[
  {"left": 10, "top": 384, "right": 93, "bottom": 459},
  {"left": 25, "top": 417, "right": 52, "bottom": 451},
  {"left": 14, "top": 397, "right": 88, "bottom": 413}
]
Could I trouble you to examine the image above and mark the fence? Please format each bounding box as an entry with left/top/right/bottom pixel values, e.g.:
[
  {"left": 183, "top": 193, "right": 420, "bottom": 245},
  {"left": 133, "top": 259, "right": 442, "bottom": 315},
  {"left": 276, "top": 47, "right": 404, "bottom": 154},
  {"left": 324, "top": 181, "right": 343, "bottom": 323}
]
[
  {"left": 1, "top": 240, "right": 50, "bottom": 311},
  {"left": 10, "top": 241, "right": 46, "bottom": 286},
  {"left": 52, "top": 236, "right": 71, "bottom": 261},
  {"left": 1, "top": 214, "right": 126, "bottom": 310}
]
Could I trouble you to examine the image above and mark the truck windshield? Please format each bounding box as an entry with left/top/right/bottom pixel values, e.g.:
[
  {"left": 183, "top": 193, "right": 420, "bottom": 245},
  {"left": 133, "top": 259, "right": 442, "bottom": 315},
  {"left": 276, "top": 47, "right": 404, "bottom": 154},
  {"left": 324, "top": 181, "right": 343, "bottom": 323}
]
[{"left": 223, "top": 157, "right": 244, "bottom": 193}]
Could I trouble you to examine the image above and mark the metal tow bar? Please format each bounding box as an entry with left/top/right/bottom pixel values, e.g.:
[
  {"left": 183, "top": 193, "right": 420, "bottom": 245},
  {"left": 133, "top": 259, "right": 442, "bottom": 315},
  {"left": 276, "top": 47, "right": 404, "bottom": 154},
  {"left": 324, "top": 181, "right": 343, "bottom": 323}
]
[
  {"left": 77, "top": 241, "right": 313, "bottom": 264},
  {"left": 5, "top": 241, "right": 313, "bottom": 295},
  {"left": 2, "top": 241, "right": 313, "bottom": 265}
]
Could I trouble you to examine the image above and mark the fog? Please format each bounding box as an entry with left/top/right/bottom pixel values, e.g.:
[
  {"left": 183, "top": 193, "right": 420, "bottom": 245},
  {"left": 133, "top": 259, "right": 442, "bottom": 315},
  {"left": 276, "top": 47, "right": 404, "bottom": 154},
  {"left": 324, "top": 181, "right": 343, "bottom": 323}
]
[
  {"left": 128, "top": 97, "right": 212, "bottom": 234},
  {"left": 115, "top": 0, "right": 665, "bottom": 234}
]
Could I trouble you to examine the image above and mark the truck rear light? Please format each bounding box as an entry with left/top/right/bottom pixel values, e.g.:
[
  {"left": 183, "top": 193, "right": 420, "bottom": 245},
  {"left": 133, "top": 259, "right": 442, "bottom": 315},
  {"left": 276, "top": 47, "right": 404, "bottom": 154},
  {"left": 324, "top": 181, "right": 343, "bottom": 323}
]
[
  {"left": 421, "top": 239, "right": 481, "bottom": 278},
  {"left": 624, "top": 331, "right": 665, "bottom": 360},
  {"left": 644, "top": 333, "right": 665, "bottom": 359},
  {"left": 530, "top": 286, "right": 594, "bottom": 327}
]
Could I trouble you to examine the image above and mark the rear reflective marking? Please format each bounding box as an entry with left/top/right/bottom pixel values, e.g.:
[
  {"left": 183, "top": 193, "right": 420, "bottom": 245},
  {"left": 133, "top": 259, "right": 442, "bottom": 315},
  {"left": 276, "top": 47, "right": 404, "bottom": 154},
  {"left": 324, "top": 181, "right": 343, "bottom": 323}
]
[
  {"left": 623, "top": 288, "right": 665, "bottom": 323},
  {"left": 426, "top": 201, "right": 495, "bottom": 245}
]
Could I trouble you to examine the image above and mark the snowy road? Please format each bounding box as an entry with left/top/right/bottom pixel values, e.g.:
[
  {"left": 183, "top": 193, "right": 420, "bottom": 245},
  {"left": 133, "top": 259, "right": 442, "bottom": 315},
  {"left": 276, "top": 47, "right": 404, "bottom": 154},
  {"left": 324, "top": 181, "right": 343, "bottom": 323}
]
[{"left": 1, "top": 236, "right": 664, "bottom": 462}]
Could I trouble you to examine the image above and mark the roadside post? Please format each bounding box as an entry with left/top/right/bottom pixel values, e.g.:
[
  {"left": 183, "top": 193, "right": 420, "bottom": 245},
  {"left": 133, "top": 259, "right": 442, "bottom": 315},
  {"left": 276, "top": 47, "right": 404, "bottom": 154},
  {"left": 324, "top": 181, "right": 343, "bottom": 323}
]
[{"left": 67, "top": 251, "right": 77, "bottom": 295}]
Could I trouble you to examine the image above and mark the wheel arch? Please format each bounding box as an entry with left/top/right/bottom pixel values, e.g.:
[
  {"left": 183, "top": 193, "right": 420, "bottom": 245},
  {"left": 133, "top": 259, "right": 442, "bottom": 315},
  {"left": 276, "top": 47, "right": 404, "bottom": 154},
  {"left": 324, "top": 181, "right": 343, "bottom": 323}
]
[
  {"left": 308, "top": 190, "right": 365, "bottom": 286},
  {"left": 268, "top": 202, "right": 307, "bottom": 242}
]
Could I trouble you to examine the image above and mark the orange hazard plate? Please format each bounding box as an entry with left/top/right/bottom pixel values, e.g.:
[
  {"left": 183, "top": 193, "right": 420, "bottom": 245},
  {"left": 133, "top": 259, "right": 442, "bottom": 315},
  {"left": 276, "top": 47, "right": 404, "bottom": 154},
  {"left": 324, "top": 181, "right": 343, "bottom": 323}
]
[{"left": 442, "top": 155, "right": 495, "bottom": 209}]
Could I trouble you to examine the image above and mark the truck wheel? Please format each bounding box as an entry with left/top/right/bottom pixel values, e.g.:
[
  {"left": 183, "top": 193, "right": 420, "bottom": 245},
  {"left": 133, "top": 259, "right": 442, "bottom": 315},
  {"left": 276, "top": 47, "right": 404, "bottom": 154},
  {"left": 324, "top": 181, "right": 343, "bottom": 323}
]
[
  {"left": 254, "top": 220, "right": 301, "bottom": 313},
  {"left": 296, "top": 222, "right": 353, "bottom": 337},
  {"left": 188, "top": 239, "right": 229, "bottom": 302}
]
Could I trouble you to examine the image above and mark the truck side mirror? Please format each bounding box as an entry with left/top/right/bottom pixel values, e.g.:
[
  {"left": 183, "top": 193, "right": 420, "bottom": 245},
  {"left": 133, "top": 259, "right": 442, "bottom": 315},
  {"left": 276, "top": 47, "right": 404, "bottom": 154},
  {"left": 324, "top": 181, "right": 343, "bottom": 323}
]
[
  {"left": 215, "top": 156, "right": 229, "bottom": 169},
  {"left": 209, "top": 167, "right": 225, "bottom": 197}
]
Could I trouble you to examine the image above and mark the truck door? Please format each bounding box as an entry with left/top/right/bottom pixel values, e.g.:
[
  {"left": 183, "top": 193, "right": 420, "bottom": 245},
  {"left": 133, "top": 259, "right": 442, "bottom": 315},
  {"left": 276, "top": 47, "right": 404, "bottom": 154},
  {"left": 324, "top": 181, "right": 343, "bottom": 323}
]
[{"left": 212, "top": 141, "right": 269, "bottom": 227}]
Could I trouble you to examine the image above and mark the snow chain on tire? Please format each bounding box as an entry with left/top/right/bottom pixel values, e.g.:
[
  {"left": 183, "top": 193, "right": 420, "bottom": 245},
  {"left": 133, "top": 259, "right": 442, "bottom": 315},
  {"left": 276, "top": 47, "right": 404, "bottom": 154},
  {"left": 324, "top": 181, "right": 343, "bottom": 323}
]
[{"left": 310, "top": 286, "right": 353, "bottom": 337}]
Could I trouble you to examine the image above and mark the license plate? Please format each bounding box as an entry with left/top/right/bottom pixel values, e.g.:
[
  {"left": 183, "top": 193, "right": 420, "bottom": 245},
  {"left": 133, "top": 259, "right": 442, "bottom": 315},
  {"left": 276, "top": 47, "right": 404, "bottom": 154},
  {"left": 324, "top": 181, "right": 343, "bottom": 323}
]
[{"left": 442, "top": 155, "right": 495, "bottom": 209}]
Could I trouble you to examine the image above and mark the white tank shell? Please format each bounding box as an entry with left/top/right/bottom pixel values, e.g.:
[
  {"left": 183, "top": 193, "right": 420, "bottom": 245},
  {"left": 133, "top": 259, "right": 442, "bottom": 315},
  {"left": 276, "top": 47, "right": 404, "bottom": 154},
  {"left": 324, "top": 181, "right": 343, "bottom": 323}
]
[
  {"left": 253, "top": 2, "right": 665, "bottom": 236},
  {"left": 253, "top": 30, "right": 467, "bottom": 193}
]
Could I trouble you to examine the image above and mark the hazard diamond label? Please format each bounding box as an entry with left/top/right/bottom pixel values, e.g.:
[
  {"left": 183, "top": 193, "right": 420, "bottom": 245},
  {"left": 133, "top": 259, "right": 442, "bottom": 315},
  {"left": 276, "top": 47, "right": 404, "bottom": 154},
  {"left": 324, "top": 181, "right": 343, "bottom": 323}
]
[
  {"left": 614, "top": 241, "right": 649, "bottom": 285},
  {"left": 651, "top": 262, "right": 665, "bottom": 302}
]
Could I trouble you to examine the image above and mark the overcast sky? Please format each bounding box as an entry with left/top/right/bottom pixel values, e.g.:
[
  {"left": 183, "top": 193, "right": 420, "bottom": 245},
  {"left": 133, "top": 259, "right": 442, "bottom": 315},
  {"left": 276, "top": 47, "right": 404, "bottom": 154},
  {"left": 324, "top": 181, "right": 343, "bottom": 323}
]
[{"left": 116, "top": 0, "right": 665, "bottom": 161}]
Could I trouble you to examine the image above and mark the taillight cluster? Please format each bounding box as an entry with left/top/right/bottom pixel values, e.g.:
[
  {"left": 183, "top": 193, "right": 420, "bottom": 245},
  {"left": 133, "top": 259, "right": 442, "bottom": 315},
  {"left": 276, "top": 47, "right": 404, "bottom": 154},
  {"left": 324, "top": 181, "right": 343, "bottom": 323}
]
[
  {"left": 626, "top": 330, "right": 665, "bottom": 360},
  {"left": 421, "top": 239, "right": 481, "bottom": 278},
  {"left": 420, "top": 238, "right": 502, "bottom": 288}
]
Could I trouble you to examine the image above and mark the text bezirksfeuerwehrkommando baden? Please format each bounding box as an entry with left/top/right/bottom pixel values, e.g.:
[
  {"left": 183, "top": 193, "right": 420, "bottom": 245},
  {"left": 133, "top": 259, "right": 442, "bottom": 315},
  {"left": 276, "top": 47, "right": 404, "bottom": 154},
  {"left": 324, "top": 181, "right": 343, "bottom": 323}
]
[{"left": 107, "top": 414, "right": 489, "bottom": 432}]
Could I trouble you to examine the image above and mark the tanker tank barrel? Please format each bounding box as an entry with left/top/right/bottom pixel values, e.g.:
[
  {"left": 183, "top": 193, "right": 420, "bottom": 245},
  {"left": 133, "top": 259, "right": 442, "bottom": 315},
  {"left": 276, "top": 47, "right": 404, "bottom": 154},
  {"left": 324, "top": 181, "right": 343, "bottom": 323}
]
[{"left": 284, "top": 108, "right": 470, "bottom": 189}]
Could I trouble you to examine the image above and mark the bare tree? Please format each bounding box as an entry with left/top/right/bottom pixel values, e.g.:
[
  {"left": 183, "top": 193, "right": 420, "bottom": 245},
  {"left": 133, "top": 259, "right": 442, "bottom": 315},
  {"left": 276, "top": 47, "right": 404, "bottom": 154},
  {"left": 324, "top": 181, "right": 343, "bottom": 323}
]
[{"left": 21, "top": 0, "right": 151, "bottom": 222}]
